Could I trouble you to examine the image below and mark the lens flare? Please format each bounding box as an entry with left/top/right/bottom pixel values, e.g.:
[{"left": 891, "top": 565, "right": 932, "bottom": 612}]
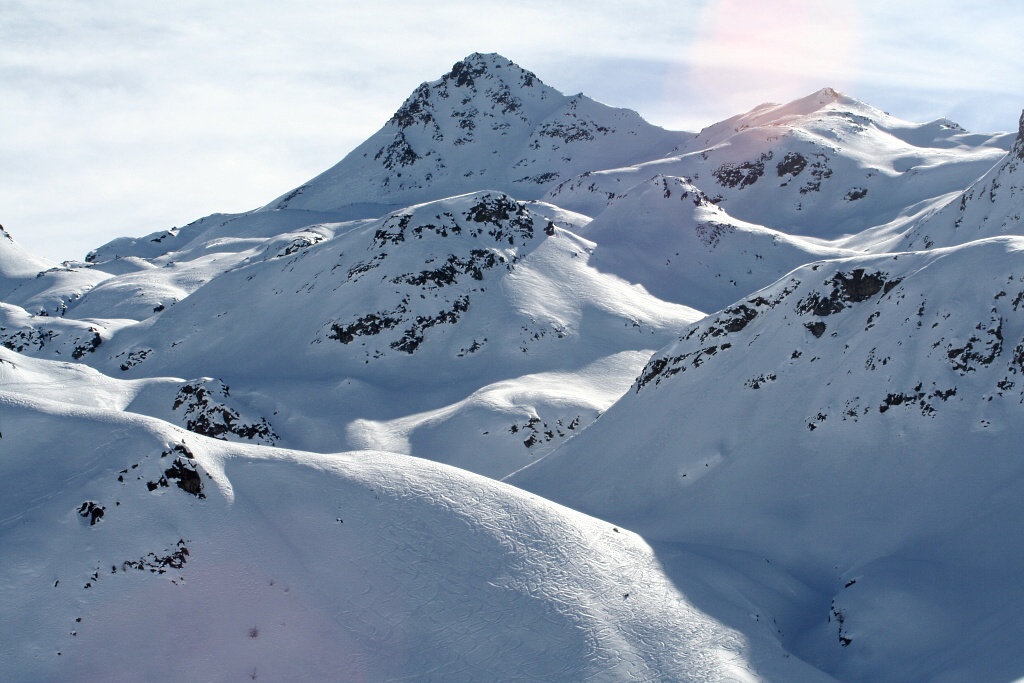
[{"left": 665, "top": 0, "right": 861, "bottom": 120}]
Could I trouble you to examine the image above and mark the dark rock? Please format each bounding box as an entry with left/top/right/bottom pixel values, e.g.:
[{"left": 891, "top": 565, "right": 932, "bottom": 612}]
[
  {"left": 163, "top": 458, "right": 205, "bottom": 498},
  {"left": 796, "top": 269, "right": 896, "bottom": 316},
  {"left": 776, "top": 152, "right": 807, "bottom": 177},
  {"left": 805, "top": 321, "right": 827, "bottom": 337},
  {"left": 713, "top": 152, "right": 772, "bottom": 189},
  {"left": 77, "top": 502, "right": 105, "bottom": 525}
]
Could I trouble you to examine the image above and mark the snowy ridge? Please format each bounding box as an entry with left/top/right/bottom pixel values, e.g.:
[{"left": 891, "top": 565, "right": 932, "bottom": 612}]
[
  {"left": 85, "top": 208, "right": 354, "bottom": 263},
  {"left": 545, "top": 88, "right": 1010, "bottom": 241},
  {"left": 0, "top": 302, "right": 132, "bottom": 361},
  {"left": 0, "top": 347, "right": 278, "bottom": 445},
  {"left": 0, "top": 225, "right": 111, "bottom": 316}
]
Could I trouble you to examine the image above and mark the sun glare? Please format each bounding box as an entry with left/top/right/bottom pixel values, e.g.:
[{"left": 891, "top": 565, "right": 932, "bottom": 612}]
[{"left": 672, "top": 0, "right": 862, "bottom": 114}]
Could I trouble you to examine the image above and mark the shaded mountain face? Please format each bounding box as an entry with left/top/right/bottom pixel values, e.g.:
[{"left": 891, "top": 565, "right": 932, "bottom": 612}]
[
  {"left": 900, "top": 109, "right": 1024, "bottom": 250},
  {"left": 515, "top": 236, "right": 1024, "bottom": 524},
  {"left": 262, "top": 52, "right": 691, "bottom": 215},
  {"left": 511, "top": 236, "right": 1024, "bottom": 682},
  {"left": 575, "top": 174, "right": 857, "bottom": 312}
]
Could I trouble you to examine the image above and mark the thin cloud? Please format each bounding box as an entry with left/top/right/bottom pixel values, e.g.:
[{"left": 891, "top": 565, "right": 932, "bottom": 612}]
[{"left": 2, "top": 1, "right": 1021, "bottom": 261}]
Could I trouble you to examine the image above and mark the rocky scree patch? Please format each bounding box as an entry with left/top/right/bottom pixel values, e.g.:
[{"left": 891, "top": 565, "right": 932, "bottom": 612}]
[{"left": 172, "top": 380, "right": 277, "bottom": 444}]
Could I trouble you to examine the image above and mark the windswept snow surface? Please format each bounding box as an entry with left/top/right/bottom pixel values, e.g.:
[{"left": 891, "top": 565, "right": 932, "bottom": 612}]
[
  {"left": 0, "top": 353, "right": 833, "bottom": 682},
  {"left": 576, "top": 174, "right": 856, "bottom": 312},
  {"left": 4, "top": 52, "right": 1024, "bottom": 682}
]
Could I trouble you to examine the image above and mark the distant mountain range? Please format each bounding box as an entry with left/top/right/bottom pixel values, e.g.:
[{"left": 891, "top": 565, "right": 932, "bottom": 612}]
[{"left": 3, "top": 53, "right": 1022, "bottom": 683}]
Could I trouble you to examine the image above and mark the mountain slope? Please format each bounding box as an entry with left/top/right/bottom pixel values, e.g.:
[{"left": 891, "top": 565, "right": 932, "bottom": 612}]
[
  {"left": 576, "top": 174, "right": 856, "bottom": 312},
  {"left": 264, "top": 53, "right": 690, "bottom": 215},
  {"left": 900, "top": 109, "right": 1024, "bottom": 250},
  {"left": 6, "top": 51, "right": 1024, "bottom": 683},
  {"left": 0, "top": 354, "right": 834, "bottom": 682},
  {"left": 38, "top": 192, "right": 698, "bottom": 477},
  {"left": 84, "top": 208, "right": 356, "bottom": 264},
  {"left": 95, "top": 192, "right": 697, "bottom": 382},
  {"left": 0, "top": 225, "right": 110, "bottom": 316},
  {"left": 511, "top": 237, "right": 1024, "bottom": 682}
]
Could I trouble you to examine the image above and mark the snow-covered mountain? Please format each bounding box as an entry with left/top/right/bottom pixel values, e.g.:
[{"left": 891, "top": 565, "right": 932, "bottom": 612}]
[
  {"left": 0, "top": 225, "right": 110, "bottom": 316},
  {"left": 97, "top": 191, "right": 696, "bottom": 383},
  {"left": 1, "top": 191, "right": 697, "bottom": 477},
  {"left": 545, "top": 88, "right": 1011, "bottom": 241},
  {"left": 512, "top": 236, "right": 1024, "bottom": 681},
  {"left": 263, "top": 52, "right": 691, "bottom": 215},
  {"left": 4, "top": 52, "right": 1024, "bottom": 682}
]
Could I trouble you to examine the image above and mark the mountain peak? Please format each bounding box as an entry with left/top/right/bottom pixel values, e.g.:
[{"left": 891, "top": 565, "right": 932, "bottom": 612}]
[
  {"left": 444, "top": 52, "right": 538, "bottom": 89},
  {"left": 813, "top": 86, "right": 842, "bottom": 102},
  {"left": 385, "top": 52, "right": 554, "bottom": 133},
  {"left": 691, "top": 87, "right": 871, "bottom": 145},
  {"left": 437, "top": 52, "right": 541, "bottom": 93},
  {"left": 265, "top": 55, "right": 688, "bottom": 214}
]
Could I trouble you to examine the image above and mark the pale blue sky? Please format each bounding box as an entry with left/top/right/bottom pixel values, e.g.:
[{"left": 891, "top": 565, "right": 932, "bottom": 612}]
[{"left": 3, "top": 0, "right": 1022, "bottom": 262}]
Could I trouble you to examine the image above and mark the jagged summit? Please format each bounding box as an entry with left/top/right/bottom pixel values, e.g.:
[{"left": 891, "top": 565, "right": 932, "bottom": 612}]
[
  {"left": 263, "top": 53, "right": 689, "bottom": 215},
  {"left": 435, "top": 52, "right": 546, "bottom": 95}
]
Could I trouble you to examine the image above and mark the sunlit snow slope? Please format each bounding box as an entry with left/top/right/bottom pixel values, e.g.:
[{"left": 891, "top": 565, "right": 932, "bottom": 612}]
[{"left": 0, "top": 350, "right": 832, "bottom": 683}]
